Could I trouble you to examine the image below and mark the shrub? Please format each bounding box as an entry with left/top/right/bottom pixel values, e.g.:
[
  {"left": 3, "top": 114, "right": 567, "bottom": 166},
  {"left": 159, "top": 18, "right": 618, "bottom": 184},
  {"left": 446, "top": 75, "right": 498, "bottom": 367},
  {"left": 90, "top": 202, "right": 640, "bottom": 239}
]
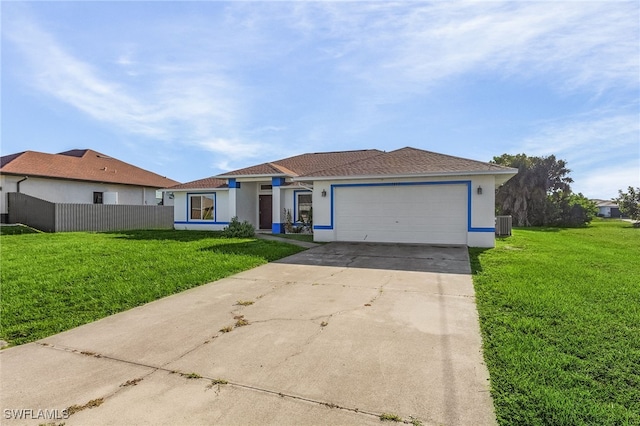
[
  {"left": 552, "top": 193, "right": 598, "bottom": 227},
  {"left": 284, "top": 208, "right": 294, "bottom": 233},
  {"left": 615, "top": 186, "right": 640, "bottom": 224},
  {"left": 222, "top": 217, "right": 255, "bottom": 238}
]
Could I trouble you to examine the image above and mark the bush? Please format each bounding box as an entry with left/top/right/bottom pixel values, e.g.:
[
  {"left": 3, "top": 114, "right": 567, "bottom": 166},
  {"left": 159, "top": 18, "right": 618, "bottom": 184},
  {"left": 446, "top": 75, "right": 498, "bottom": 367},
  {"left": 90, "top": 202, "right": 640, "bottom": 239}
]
[
  {"left": 615, "top": 186, "right": 640, "bottom": 223},
  {"left": 284, "top": 208, "right": 293, "bottom": 233},
  {"left": 222, "top": 217, "right": 255, "bottom": 238},
  {"left": 528, "top": 192, "right": 597, "bottom": 227},
  {"left": 552, "top": 193, "right": 597, "bottom": 227}
]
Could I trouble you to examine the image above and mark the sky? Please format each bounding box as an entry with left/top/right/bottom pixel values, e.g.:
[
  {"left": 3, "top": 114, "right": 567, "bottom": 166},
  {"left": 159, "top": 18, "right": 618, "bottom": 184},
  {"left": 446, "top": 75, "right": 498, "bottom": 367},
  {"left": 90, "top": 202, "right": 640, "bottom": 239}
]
[{"left": 2, "top": 1, "right": 638, "bottom": 199}]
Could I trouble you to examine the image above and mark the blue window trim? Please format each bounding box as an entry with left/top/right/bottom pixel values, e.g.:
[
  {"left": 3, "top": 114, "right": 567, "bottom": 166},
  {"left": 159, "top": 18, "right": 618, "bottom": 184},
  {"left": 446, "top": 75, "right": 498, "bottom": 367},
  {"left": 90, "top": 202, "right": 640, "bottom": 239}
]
[
  {"left": 312, "top": 180, "right": 494, "bottom": 233},
  {"left": 293, "top": 189, "right": 312, "bottom": 224},
  {"left": 185, "top": 192, "right": 219, "bottom": 223},
  {"left": 228, "top": 178, "right": 241, "bottom": 189}
]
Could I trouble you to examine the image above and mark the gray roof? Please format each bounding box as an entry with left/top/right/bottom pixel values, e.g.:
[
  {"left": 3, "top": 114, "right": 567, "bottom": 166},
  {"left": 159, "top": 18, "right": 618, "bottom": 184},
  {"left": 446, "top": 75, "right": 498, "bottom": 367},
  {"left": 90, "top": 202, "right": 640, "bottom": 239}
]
[
  {"left": 217, "top": 149, "right": 383, "bottom": 177},
  {"left": 298, "top": 147, "right": 516, "bottom": 178},
  {"left": 170, "top": 146, "right": 517, "bottom": 190}
]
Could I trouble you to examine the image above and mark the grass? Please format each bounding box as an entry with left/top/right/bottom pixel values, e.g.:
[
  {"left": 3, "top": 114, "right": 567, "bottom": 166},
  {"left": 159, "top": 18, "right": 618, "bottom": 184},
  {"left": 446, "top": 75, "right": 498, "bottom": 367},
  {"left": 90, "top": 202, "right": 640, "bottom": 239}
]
[
  {"left": 66, "top": 397, "right": 104, "bottom": 415},
  {"left": 276, "top": 233, "right": 315, "bottom": 243},
  {"left": 181, "top": 372, "right": 202, "bottom": 379},
  {"left": 0, "top": 229, "right": 304, "bottom": 346},
  {"left": 234, "top": 318, "right": 249, "bottom": 327},
  {"left": 379, "top": 413, "right": 403, "bottom": 422},
  {"left": 0, "top": 224, "right": 40, "bottom": 235},
  {"left": 470, "top": 219, "right": 640, "bottom": 425}
]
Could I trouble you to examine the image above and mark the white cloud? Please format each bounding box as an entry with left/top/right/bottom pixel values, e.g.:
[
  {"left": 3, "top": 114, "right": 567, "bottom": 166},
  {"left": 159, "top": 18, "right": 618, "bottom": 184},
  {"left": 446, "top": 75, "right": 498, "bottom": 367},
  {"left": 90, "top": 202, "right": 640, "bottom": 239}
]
[
  {"left": 2, "top": 7, "right": 264, "bottom": 164},
  {"left": 226, "top": 1, "right": 638, "bottom": 146},
  {"left": 512, "top": 110, "right": 639, "bottom": 198},
  {"left": 520, "top": 112, "right": 639, "bottom": 158},
  {"left": 198, "top": 138, "right": 265, "bottom": 160},
  {"left": 283, "top": 1, "right": 638, "bottom": 95},
  {"left": 575, "top": 160, "right": 640, "bottom": 200},
  {"left": 3, "top": 1, "right": 637, "bottom": 183}
]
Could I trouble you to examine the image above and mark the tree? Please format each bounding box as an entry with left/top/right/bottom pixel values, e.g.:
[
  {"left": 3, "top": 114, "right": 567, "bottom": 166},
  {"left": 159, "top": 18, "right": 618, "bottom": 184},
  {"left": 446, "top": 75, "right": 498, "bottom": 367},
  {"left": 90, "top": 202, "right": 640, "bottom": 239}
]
[
  {"left": 553, "top": 193, "right": 598, "bottom": 227},
  {"left": 492, "top": 153, "right": 576, "bottom": 226},
  {"left": 492, "top": 154, "right": 534, "bottom": 227},
  {"left": 614, "top": 187, "right": 640, "bottom": 225}
]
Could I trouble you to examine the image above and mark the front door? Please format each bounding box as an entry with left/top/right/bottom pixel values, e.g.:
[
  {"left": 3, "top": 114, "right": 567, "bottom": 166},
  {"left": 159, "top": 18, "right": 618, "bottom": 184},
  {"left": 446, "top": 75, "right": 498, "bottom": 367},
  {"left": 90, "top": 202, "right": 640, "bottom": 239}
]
[{"left": 259, "top": 195, "right": 272, "bottom": 230}]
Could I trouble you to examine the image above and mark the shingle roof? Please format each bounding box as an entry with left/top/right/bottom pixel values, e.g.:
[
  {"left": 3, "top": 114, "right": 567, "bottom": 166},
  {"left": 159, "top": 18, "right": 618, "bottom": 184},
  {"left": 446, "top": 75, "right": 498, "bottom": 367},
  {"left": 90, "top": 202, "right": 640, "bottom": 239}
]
[
  {"left": 167, "top": 177, "right": 228, "bottom": 190},
  {"left": 219, "top": 149, "right": 383, "bottom": 177},
  {"left": 299, "top": 147, "right": 516, "bottom": 178},
  {"left": 593, "top": 199, "right": 617, "bottom": 207},
  {"left": 0, "top": 149, "right": 179, "bottom": 188},
  {"left": 171, "top": 147, "right": 517, "bottom": 190}
]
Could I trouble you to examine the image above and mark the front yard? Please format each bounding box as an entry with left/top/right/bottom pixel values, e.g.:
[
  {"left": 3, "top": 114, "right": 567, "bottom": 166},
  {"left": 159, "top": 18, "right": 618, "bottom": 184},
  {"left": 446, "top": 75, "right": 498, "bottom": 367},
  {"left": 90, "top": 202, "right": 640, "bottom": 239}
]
[
  {"left": 2, "top": 221, "right": 638, "bottom": 424},
  {"left": 0, "top": 229, "right": 304, "bottom": 346},
  {"left": 471, "top": 219, "right": 639, "bottom": 425}
]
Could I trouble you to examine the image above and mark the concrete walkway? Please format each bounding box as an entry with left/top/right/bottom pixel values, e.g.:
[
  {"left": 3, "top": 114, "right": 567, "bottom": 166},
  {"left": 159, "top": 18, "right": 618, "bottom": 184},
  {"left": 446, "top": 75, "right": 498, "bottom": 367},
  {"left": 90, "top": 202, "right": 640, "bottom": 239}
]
[{"left": 0, "top": 243, "right": 495, "bottom": 425}]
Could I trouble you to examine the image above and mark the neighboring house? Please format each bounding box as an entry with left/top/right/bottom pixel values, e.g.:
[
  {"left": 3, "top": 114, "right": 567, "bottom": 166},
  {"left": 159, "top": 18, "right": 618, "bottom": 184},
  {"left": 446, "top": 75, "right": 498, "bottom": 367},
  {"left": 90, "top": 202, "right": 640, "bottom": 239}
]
[
  {"left": 592, "top": 199, "right": 621, "bottom": 218},
  {"left": 0, "top": 149, "right": 179, "bottom": 223},
  {"left": 168, "top": 147, "right": 517, "bottom": 248}
]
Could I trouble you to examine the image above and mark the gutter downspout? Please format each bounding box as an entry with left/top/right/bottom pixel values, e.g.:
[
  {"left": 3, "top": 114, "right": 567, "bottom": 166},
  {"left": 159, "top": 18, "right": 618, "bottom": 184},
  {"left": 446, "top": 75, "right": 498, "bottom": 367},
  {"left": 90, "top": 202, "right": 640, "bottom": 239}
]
[{"left": 16, "top": 176, "right": 28, "bottom": 193}]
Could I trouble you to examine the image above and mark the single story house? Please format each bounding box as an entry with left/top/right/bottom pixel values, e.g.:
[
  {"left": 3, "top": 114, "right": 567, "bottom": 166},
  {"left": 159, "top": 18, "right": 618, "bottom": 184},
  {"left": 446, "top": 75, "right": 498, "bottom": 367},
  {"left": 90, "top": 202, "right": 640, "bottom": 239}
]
[
  {"left": 592, "top": 199, "right": 622, "bottom": 218},
  {"left": 0, "top": 149, "right": 179, "bottom": 222},
  {"left": 168, "top": 147, "right": 517, "bottom": 248}
]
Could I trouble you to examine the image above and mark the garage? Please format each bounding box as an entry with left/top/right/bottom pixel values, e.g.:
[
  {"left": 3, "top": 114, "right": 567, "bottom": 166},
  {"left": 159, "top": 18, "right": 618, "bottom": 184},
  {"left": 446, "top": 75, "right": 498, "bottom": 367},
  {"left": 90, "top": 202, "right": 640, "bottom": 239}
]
[{"left": 334, "top": 182, "right": 468, "bottom": 245}]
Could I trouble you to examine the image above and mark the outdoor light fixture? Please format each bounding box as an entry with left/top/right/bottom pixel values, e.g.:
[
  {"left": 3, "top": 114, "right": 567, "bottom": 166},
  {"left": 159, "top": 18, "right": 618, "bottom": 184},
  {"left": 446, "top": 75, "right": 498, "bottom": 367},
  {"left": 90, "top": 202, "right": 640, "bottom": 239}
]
[
  {"left": 477, "top": 186, "right": 483, "bottom": 195},
  {"left": 321, "top": 189, "right": 327, "bottom": 197}
]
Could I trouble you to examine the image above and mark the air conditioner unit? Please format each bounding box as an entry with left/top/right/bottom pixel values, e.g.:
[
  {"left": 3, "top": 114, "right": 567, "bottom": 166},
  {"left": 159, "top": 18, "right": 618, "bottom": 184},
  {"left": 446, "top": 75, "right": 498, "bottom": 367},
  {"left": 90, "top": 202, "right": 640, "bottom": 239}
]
[{"left": 495, "top": 215, "right": 512, "bottom": 236}]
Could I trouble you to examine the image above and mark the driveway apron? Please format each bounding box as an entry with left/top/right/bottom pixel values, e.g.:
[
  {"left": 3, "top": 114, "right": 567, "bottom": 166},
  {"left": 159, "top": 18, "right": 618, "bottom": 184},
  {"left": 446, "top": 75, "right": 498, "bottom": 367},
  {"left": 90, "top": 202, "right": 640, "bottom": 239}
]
[{"left": 0, "top": 242, "right": 495, "bottom": 425}]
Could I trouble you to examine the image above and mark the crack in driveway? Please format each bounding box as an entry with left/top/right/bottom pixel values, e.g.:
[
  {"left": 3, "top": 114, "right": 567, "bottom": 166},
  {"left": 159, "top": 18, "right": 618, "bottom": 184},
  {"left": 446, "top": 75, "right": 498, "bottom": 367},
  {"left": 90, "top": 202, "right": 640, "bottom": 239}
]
[
  {"left": 11, "top": 243, "right": 492, "bottom": 425},
  {"left": 33, "top": 341, "right": 392, "bottom": 424}
]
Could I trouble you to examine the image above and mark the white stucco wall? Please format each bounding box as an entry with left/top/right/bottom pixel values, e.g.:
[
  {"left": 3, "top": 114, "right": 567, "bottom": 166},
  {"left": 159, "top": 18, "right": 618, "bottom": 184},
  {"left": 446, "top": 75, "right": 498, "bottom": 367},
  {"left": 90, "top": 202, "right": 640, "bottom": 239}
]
[
  {"left": 169, "top": 173, "right": 503, "bottom": 247},
  {"left": 469, "top": 175, "right": 496, "bottom": 228},
  {"left": 237, "top": 182, "right": 258, "bottom": 227},
  {"left": 172, "top": 190, "right": 230, "bottom": 231},
  {"left": 0, "top": 175, "right": 163, "bottom": 216},
  {"left": 173, "top": 192, "right": 187, "bottom": 223},
  {"left": 0, "top": 175, "right": 15, "bottom": 217},
  {"left": 598, "top": 206, "right": 611, "bottom": 217},
  {"left": 310, "top": 174, "right": 499, "bottom": 248}
]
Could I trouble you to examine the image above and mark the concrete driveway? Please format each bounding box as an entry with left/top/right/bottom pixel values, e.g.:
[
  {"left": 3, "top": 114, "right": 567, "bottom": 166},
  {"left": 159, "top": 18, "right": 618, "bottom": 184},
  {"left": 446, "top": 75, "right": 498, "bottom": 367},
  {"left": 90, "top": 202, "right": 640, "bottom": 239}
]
[{"left": 0, "top": 242, "right": 495, "bottom": 425}]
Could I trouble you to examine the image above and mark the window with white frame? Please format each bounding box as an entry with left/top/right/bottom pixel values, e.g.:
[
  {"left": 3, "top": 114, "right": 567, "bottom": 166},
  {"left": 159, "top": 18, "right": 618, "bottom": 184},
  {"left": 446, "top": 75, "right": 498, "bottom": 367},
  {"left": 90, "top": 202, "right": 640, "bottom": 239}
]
[
  {"left": 190, "top": 194, "right": 215, "bottom": 220},
  {"left": 297, "top": 193, "right": 312, "bottom": 223}
]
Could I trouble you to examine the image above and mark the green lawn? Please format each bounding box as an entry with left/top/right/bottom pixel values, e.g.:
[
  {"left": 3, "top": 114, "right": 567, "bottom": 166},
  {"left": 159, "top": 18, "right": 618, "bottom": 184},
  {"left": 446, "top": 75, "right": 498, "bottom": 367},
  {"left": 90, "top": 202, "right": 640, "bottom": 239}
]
[
  {"left": 0, "top": 229, "right": 304, "bottom": 346},
  {"left": 275, "top": 233, "right": 315, "bottom": 243},
  {"left": 0, "top": 224, "right": 41, "bottom": 235},
  {"left": 470, "top": 219, "right": 640, "bottom": 425}
]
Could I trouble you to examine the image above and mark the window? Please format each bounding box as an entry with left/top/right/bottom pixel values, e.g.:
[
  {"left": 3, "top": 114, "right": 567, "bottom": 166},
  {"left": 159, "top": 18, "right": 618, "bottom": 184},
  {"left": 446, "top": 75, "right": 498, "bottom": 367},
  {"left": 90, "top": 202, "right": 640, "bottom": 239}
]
[
  {"left": 260, "top": 184, "right": 273, "bottom": 191},
  {"left": 190, "top": 194, "right": 215, "bottom": 220},
  {"left": 297, "top": 193, "right": 312, "bottom": 223},
  {"left": 93, "top": 192, "right": 103, "bottom": 204}
]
